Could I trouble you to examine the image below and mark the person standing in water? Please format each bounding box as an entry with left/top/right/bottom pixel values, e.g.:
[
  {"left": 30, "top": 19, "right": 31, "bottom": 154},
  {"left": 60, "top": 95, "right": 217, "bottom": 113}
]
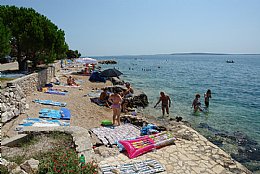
[
  {"left": 154, "top": 91, "right": 171, "bottom": 117},
  {"left": 204, "top": 89, "right": 212, "bottom": 108},
  {"left": 192, "top": 94, "right": 203, "bottom": 112}
]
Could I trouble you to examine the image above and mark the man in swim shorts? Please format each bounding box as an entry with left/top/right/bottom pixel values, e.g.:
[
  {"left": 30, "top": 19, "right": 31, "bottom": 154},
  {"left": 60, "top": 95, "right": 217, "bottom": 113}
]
[
  {"left": 154, "top": 91, "right": 171, "bottom": 117},
  {"left": 108, "top": 89, "right": 123, "bottom": 125}
]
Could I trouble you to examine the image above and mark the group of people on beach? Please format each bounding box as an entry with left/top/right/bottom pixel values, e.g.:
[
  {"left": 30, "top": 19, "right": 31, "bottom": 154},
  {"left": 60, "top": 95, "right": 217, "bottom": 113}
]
[{"left": 154, "top": 89, "right": 212, "bottom": 117}]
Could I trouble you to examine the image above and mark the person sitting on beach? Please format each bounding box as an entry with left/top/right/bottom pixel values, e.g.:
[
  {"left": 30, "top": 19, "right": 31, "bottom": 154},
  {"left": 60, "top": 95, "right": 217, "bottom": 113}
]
[
  {"left": 154, "top": 91, "right": 171, "bottom": 117},
  {"left": 99, "top": 88, "right": 110, "bottom": 107},
  {"left": 123, "top": 82, "right": 134, "bottom": 98},
  {"left": 192, "top": 93, "right": 203, "bottom": 112},
  {"left": 67, "top": 76, "right": 78, "bottom": 86},
  {"left": 204, "top": 89, "right": 212, "bottom": 108},
  {"left": 51, "top": 76, "right": 60, "bottom": 85},
  {"left": 108, "top": 89, "right": 123, "bottom": 126}
]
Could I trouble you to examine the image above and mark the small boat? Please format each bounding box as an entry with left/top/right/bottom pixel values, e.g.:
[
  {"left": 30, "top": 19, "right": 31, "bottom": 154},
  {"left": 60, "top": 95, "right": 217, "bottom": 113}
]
[{"left": 226, "top": 60, "right": 234, "bottom": 63}]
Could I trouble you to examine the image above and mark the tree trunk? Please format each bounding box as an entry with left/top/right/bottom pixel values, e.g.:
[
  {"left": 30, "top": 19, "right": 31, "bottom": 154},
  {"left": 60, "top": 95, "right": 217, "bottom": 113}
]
[{"left": 18, "top": 59, "right": 28, "bottom": 72}]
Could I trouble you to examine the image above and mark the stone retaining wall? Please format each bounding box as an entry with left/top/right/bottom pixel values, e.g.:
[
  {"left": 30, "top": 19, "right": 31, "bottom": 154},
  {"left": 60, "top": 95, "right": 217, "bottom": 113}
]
[
  {"left": 0, "top": 84, "right": 28, "bottom": 123},
  {"left": 0, "top": 61, "right": 60, "bottom": 124}
]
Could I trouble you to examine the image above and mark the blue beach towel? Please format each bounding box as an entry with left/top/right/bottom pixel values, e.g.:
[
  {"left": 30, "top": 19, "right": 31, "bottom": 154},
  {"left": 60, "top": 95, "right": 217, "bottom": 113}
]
[
  {"left": 39, "top": 108, "right": 71, "bottom": 120},
  {"left": 16, "top": 118, "right": 70, "bottom": 130},
  {"left": 33, "top": 99, "right": 66, "bottom": 107},
  {"left": 45, "top": 90, "right": 67, "bottom": 95},
  {"left": 60, "top": 108, "right": 71, "bottom": 120}
]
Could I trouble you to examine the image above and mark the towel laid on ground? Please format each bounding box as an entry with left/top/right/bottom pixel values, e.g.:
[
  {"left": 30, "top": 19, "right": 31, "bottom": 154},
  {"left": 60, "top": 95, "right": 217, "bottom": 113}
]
[
  {"left": 90, "top": 97, "right": 106, "bottom": 106},
  {"left": 100, "top": 159, "right": 165, "bottom": 174},
  {"left": 90, "top": 124, "right": 141, "bottom": 146},
  {"left": 39, "top": 108, "right": 71, "bottom": 120},
  {"left": 16, "top": 118, "right": 70, "bottom": 131},
  {"left": 85, "top": 90, "right": 102, "bottom": 98},
  {"left": 45, "top": 89, "right": 67, "bottom": 95},
  {"left": 33, "top": 99, "right": 67, "bottom": 107}
]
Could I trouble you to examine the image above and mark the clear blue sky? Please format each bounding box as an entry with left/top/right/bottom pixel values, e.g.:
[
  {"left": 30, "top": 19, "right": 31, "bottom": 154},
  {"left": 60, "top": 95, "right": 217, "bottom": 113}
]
[{"left": 1, "top": 0, "right": 260, "bottom": 56}]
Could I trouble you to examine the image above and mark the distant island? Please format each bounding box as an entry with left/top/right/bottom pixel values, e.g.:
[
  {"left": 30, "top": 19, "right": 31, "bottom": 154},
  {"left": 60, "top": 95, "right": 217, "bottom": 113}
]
[{"left": 170, "top": 53, "right": 260, "bottom": 55}]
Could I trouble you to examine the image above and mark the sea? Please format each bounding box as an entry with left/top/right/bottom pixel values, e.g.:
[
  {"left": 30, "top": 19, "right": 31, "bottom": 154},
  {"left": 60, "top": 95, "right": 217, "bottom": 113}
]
[{"left": 94, "top": 54, "right": 260, "bottom": 172}]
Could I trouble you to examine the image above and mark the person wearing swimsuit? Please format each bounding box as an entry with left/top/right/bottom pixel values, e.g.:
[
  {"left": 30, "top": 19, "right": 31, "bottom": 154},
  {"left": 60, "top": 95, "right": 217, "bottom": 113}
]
[
  {"left": 109, "top": 90, "right": 123, "bottom": 126},
  {"left": 154, "top": 91, "right": 171, "bottom": 117},
  {"left": 192, "top": 94, "right": 203, "bottom": 112},
  {"left": 204, "top": 89, "right": 212, "bottom": 108}
]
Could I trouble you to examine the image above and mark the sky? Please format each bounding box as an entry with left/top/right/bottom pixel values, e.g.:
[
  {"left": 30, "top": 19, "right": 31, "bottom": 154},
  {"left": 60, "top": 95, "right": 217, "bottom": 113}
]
[{"left": 1, "top": 0, "right": 260, "bottom": 56}]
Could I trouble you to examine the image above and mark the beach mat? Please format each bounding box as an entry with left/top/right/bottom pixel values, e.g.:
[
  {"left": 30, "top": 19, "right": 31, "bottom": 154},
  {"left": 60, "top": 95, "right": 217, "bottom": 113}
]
[
  {"left": 45, "top": 89, "right": 67, "bottom": 95},
  {"left": 90, "top": 124, "right": 140, "bottom": 146},
  {"left": 39, "top": 108, "right": 71, "bottom": 120},
  {"left": 100, "top": 159, "right": 165, "bottom": 174},
  {"left": 33, "top": 99, "right": 67, "bottom": 107},
  {"left": 90, "top": 97, "right": 106, "bottom": 106},
  {"left": 85, "top": 89, "right": 102, "bottom": 98},
  {"left": 16, "top": 118, "right": 70, "bottom": 131}
]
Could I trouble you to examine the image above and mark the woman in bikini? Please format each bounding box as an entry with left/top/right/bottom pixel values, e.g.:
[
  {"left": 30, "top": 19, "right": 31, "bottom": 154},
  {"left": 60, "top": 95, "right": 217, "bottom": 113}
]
[{"left": 108, "top": 90, "right": 123, "bottom": 126}]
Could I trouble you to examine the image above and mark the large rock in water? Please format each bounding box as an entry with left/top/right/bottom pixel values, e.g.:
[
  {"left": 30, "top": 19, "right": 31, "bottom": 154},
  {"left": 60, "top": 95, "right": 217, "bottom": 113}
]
[{"left": 126, "top": 93, "right": 149, "bottom": 108}]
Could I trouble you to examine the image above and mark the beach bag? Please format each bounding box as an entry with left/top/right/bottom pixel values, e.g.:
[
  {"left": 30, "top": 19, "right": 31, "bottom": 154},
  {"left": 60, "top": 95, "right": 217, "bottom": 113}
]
[{"left": 101, "top": 120, "right": 113, "bottom": 126}]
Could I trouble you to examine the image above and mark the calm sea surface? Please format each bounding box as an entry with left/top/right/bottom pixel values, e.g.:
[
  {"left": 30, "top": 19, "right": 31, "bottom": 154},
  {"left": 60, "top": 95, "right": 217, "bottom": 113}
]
[{"left": 95, "top": 54, "right": 260, "bottom": 172}]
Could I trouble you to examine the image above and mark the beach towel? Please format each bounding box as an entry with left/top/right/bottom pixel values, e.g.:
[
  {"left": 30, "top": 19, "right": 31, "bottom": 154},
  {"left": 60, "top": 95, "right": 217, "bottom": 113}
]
[
  {"left": 59, "top": 83, "right": 81, "bottom": 87},
  {"left": 16, "top": 118, "right": 70, "bottom": 131},
  {"left": 90, "top": 97, "right": 106, "bottom": 106},
  {"left": 33, "top": 99, "right": 67, "bottom": 107},
  {"left": 100, "top": 159, "right": 165, "bottom": 174},
  {"left": 90, "top": 124, "right": 141, "bottom": 146},
  {"left": 45, "top": 89, "right": 67, "bottom": 95},
  {"left": 39, "top": 108, "right": 71, "bottom": 120},
  {"left": 85, "top": 90, "right": 102, "bottom": 98}
]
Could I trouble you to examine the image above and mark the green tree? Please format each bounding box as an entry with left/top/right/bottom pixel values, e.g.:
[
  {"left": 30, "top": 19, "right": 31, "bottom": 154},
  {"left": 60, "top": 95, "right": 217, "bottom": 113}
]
[
  {"left": 0, "top": 17, "right": 11, "bottom": 59},
  {"left": 66, "top": 49, "right": 81, "bottom": 59},
  {"left": 0, "top": 5, "right": 68, "bottom": 70}
]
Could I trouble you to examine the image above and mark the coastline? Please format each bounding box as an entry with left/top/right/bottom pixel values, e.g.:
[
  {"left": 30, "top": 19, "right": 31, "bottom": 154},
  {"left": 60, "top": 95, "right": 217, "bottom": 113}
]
[{"left": 1, "top": 63, "right": 253, "bottom": 173}]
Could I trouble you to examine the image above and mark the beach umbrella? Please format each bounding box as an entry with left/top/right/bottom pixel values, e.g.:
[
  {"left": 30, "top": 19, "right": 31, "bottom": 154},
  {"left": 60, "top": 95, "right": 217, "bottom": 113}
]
[
  {"left": 100, "top": 68, "right": 123, "bottom": 77},
  {"left": 75, "top": 57, "right": 97, "bottom": 64}
]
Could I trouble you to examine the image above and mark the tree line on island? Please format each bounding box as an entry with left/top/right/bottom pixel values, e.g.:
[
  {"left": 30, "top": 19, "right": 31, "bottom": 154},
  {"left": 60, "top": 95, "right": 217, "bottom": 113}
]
[{"left": 0, "top": 5, "right": 81, "bottom": 71}]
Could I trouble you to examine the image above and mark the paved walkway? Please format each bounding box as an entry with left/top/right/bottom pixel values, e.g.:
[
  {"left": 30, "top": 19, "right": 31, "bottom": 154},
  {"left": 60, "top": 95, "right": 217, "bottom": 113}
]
[{"left": 98, "top": 123, "right": 251, "bottom": 174}]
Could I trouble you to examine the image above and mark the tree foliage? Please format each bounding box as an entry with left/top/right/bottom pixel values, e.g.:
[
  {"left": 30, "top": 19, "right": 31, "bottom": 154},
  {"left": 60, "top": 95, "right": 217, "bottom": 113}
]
[
  {"left": 0, "top": 17, "right": 11, "bottom": 58},
  {"left": 66, "top": 49, "right": 81, "bottom": 59},
  {"left": 0, "top": 5, "right": 68, "bottom": 70}
]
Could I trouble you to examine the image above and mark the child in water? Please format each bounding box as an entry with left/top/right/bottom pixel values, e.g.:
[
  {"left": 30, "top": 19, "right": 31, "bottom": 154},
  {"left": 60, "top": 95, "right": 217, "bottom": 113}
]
[{"left": 192, "top": 94, "right": 203, "bottom": 112}]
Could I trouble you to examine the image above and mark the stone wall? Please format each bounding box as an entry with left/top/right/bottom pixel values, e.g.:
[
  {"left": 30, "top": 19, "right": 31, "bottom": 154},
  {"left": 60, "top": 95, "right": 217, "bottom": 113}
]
[
  {"left": 0, "top": 62, "right": 60, "bottom": 124},
  {"left": 0, "top": 84, "right": 28, "bottom": 123}
]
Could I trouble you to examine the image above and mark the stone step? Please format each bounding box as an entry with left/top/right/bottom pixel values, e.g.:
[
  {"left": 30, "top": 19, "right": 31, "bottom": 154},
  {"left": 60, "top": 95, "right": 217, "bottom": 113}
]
[{"left": 2, "top": 134, "right": 29, "bottom": 147}]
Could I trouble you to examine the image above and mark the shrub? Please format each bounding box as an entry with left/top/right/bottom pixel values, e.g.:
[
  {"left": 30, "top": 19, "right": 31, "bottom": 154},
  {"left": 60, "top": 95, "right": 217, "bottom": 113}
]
[{"left": 38, "top": 147, "right": 98, "bottom": 174}]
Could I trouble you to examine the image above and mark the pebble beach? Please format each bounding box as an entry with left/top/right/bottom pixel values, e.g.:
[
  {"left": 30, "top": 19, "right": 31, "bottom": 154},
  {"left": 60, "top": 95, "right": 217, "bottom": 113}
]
[{"left": 1, "top": 62, "right": 253, "bottom": 173}]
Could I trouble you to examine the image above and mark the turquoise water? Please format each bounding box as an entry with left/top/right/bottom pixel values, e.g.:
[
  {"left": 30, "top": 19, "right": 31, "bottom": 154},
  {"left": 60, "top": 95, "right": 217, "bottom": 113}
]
[{"left": 96, "top": 54, "right": 260, "bottom": 171}]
